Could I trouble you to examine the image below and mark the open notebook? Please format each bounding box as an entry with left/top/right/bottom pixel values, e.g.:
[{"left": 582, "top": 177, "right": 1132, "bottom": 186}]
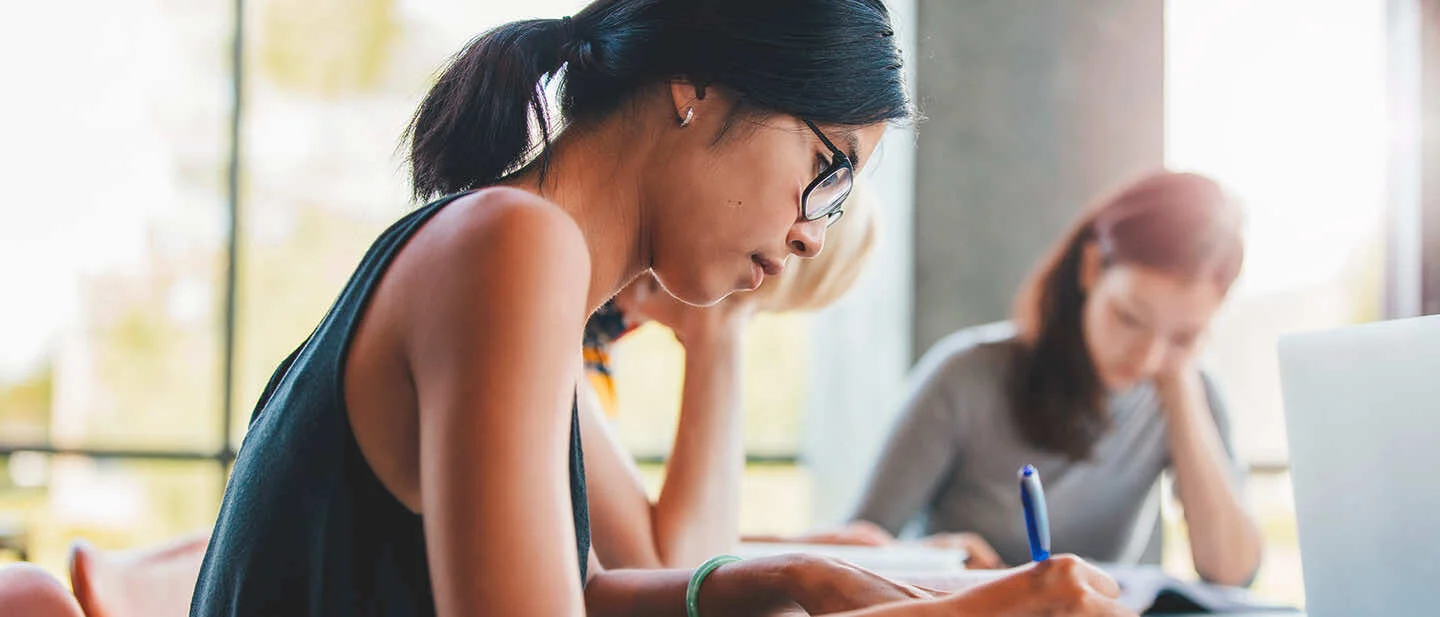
[{"left": 1104, "top": 564, "right": 1296, "bottom": 614}]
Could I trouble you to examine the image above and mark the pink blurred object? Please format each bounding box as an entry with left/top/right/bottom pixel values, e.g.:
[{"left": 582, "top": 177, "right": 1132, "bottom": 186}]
[{"left": 68, "top": 534, "right": 208, "bottom": 617}]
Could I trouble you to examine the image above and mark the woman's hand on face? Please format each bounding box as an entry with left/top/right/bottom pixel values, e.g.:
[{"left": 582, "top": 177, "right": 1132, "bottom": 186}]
[
  {"left": 1153, "top": 356, "right": 1207, "bottom": 422},
  {"left": 941, "top": 555, "right": 1134, "bottom": 617},
  {"left": 624, "top": 273, "right": 757, "bottom": 346},
  {"left": 1153, "top": 331, "right": 1211, "bottom": 401},
  {"left": 920, "top": 532, "right": 1006, "bottom": 570}
]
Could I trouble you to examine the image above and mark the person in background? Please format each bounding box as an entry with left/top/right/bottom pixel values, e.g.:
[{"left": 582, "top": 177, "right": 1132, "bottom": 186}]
[
  {"left": 581, "top": 186, "right": 891, "bottom": 571},
  {"left": 847, "top": 171, "right": 1263, "bottom": 586}
]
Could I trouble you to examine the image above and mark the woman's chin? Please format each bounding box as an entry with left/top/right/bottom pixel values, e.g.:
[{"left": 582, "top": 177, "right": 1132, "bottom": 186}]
[
  {"left": 1100, "top": 372, "right": 1142, "bottom": 394},
  {"left": 650, "top": 274, "right": 728, "bottom": 308},
  {"left": 686, "top": 287, "right": 735, "bottom": 308}
]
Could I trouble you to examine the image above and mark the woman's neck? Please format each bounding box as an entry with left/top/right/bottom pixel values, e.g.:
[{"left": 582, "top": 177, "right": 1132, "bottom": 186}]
[{"left": 501, "top": 119, "right": 655, "bottom": 314}]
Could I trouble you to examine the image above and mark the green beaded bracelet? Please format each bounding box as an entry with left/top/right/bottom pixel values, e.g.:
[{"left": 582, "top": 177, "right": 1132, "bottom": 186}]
[{"left": 685, "top": 555, "right": 742, "bottom": 617}]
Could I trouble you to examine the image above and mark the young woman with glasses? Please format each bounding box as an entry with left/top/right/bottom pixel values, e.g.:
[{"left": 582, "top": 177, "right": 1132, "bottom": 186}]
[{"left": 155, "top": 1, "right": 1137, "bottom": 615}]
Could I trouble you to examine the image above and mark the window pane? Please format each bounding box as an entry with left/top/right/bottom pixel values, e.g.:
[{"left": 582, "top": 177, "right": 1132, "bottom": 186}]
[
  {"left": 0, "top": 1, "right": 232, "bottom": 451},
  {"left": 611, "top": 314, "right": 812, "bottom": 458},
  {"left": 1165, "top": 1, "right": 1386, "bottom": 607},
  {"left": 0, "top": 456, "right": 223, "bottom": 577},
  {"left": 231, "top": 0, "right": 593, "bottom": 445},
  {"left": 1161, "top": 472, "right": 1305, "bottom": 608},
  {"left": 638, "top": 463, "right": 816, "bottom": 537},
  {"left": 1166, "top": 0, "right": 1387, "bottom": 463}
]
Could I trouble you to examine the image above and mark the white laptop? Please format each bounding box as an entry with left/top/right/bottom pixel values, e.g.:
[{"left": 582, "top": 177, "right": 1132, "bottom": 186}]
[{"left": 1278, "top": 315, "right": 1440, "bottom": 617}]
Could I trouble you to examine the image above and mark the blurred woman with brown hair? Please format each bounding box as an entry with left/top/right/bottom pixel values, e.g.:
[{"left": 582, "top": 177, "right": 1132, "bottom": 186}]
[{"left": 849, "top": 171, "right": 1263, "bottom": 586}]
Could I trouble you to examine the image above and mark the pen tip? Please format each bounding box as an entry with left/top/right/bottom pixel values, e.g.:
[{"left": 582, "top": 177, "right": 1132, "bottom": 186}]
[{"left": 1020, "top": 464, "right": 1036, "bottom": 478}]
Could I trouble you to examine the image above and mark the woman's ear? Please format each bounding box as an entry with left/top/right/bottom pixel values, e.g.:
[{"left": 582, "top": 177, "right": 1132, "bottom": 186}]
[
  {"left": 1079, "top": 240, "right": 1105, "bottom": 294},
  {"left": 667, "top": 80, "right": 707, "bottom": 124}
]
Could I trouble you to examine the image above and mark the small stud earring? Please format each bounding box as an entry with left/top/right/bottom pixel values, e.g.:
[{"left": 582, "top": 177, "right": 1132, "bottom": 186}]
[{"left": 679, "top": 107, "right": 694, "bottom": 128}]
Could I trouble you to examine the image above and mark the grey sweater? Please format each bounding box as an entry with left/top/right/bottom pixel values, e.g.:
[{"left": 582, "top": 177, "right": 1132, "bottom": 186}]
[{"left": 852, "top": 322, "right": 1242, "bottom": 566}]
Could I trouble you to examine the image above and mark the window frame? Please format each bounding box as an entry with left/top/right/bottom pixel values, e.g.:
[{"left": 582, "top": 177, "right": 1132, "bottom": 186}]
[{"left": 0, "top": 0, "right": 247, "bottom": 494}]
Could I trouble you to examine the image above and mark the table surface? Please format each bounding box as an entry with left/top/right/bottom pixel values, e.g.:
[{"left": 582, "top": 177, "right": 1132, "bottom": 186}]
[{"left": 1169, "top": 613, "right": 1304, "bottom": 616}]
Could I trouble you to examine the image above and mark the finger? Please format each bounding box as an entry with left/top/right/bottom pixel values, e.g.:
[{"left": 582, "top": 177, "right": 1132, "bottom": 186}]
[
  {"left": 1071, "top": 559, "right": 1121, "bottom": 599},
  {"left": 854, "top": 521, "right": 894, "bottom": 540},
  {"left": 841, "top": 522, "right": 893, "bottom": 546},
  {"left": 967, "top": 550, "right": 1002, "bottom": 567},
  {"left": 854, "top": 527, "right": 894, "bottom": 546},
  {"left": 962, "top": 536, "right": 1005, "bottom": 570},
  {"left": 820, "top": 532, "right": 874, "bottom": 546},
  {"left": 966, "top": 554, "right": 1004, "bottom": 570},
  {"left": 969, "top": 550, "right": 1004, "bottom": 570},
  {"left": 900, "top": 582, "right": 933, "bottom": 600},
  {"left": 911, "top": 584, "right": 947, "bottom": 597}
]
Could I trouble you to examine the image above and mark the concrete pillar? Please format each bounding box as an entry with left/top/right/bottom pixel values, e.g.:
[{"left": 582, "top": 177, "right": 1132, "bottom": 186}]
[
  {"left": 911, "top": 0, "right": 1165, "bottom": 356},
  {"left": 803, "top": 0, "right": 1166, "bottom": 527},
  {"left": 1419, "top": 0, "right": 1440, "bottom": 314}
]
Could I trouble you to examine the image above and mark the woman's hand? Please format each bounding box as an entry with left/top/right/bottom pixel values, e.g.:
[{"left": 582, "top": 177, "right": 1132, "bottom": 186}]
[
  {"left": 1154, "top": 363, "right": 1205, "bottom": 417},
  {"left": 620, "top": 273, "right": 756, "bottom": 346},
  {"left": 776, "top": 554, "right": 934, "bottom": 614},
  {"left": 698, "top": 554, "right": 1132, "bottom": 617},
  {"left": 939, "top": 555, "right": 1134, "bottom": 617},
  {"left": 1151, "top": 359, "right": 1263, "bottom": 586},
  {"left": 920, "top": 532, "right": 1006, "bottom": 570},
  {"left": 691, "top": 554, "right": 930, "bottom": 617}
]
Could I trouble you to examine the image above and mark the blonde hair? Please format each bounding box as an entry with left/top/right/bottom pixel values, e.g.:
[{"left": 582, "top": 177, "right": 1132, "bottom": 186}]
[{"left": 751, "top": 183, "right": 880, "bottom": 312}]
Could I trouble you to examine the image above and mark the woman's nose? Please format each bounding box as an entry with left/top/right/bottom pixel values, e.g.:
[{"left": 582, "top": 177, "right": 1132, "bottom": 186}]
[{"left": 786, "top": 217, "right": 827, "bottom": 259}]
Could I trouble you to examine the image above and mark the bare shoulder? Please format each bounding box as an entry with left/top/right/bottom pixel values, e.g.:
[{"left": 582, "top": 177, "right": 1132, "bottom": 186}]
[
  {"left": 913, "top": 322, "right": 1020, "bottom": 384},
  {"left": 435, "top": 187, "right": 590, "bottom": 275},
  {"left": 395, "top": 187, "right": 592, "bottom": 343}
]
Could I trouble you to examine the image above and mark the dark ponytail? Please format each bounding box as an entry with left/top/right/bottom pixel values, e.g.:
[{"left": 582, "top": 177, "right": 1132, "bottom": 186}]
[
  {"left": 404, "top": 18, "right": 570, "bottom": 200},
  {"left": 406, "top": 0, "right": 912, "bottom": 201}
]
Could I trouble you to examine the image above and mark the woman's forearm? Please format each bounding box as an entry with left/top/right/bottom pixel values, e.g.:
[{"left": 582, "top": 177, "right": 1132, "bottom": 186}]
[
  {"left": 583, "top": 559, "right": 787, "bottom": 617},
  {"left": 1161, "top": 374, "right": 1262, "bottom": 586},
  {"left": 650, "top": 324, "right": 747, "bottom": 568},
  {"left": 583, "top": 568, "right": 693, "bottom": 617}
]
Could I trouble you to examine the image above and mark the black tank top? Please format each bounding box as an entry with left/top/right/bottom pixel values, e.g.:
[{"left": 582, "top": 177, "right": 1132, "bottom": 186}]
[{"left": 191, "top": 192, "right": 591, "bottom": 616}]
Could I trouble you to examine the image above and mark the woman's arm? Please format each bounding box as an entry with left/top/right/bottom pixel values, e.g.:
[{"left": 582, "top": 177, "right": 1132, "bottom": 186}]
[
  {"left": 851, "top": 347, "right": 968, "bottom": 534},
  {"left": 579, "top": 376, "right": 670, "bottom": 567},
  {"left": 586, "top": 553, "right": 1133, "bottom": 617},
  {"left": 584, "top": 552, "right": 924, "bottom": 617},
  {"left": 649, "top": 313, "right": 748, "bottom": 567},
  {"left": 583, "top": 279, "right": 753, "bottom": 570},
  {"left": 1157, "top": 370, "right": 1262, "bottom": 586},
  {"left": 408, "top": 195, "right": 594, "bottom": 615}
]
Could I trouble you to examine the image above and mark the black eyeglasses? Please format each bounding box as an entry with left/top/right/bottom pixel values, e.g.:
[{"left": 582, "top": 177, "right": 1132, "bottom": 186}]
[{"left": 802, "top": 120, "right": 854, "bottom": 227}]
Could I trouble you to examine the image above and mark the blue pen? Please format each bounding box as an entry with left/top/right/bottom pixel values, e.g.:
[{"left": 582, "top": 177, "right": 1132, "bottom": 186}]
[{"left": 1019, "top": 464, "right": 1051, "bottom": 562}]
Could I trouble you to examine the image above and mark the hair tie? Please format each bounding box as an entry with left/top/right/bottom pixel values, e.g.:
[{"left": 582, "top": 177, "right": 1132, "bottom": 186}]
[
  {"left": 555, "top": 15, "right": 594, "bottom": 71},
  {"left": 559, "top": 15, "right": 577, "bottom": 42}
]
